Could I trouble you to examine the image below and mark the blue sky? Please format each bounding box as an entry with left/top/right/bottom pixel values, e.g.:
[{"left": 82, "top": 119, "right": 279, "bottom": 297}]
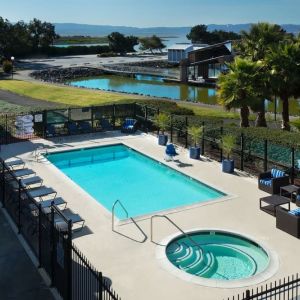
[{"left": 2, "top": 0, "right": 299, "bottom": 26}]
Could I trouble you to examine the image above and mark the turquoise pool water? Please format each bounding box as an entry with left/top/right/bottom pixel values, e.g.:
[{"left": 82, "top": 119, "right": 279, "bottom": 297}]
[
  {"left": 46, "top": 144, "right": 225, "bottom": 218},
  {"left": 166, "top": 231, "right": 269, "bottom": 280}
]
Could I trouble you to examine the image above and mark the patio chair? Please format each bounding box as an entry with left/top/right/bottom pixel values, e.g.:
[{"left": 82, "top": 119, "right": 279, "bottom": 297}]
[
  {"left": 20, "top": 176, "right": 43, "bottom": 189},
  {"left": 29, "top": 197, "right": 67, "bottom": 214},
  {"left": 121, "top": 118, "right": 138, "bottom": 133},
  {"left": 258, "top": 168, "right": 289, "bottom": 194},
  {"left": 46, "top": 124, "right": 57, "bottom": 137},
  {"left": 276, "top": 207, "right": 300, "bottom": 238},
  {"left": 5, "top": 157, "right": 25, "bottom": 169},
  {"left": 78, "top": 121, "right": 92, "bottom": 133},
  {"left": 67, "top": 122, "right": 79, "bottom": 135},
  {"left": 165, "top": 144, "right": 178, "bottom": 161},
  {"left": 54, "top": 210, "right": 85, "bottom": 232},
  {"left": 13, "top": 168, "right": 36, "bottom": 178},
  {"left": 27, "top": 186, "right": 57, "bottom": 200},
  {"left": 99, "top": 118, "right": 113, "bottom": 131}
]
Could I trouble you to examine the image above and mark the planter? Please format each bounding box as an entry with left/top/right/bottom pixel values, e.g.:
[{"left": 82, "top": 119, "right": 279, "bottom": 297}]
[
  {"left": 189, "top": 147, "right": 201, "bottom": 159},
  {"left": 158, "top": 134, "right": 168, "bottom": 146},
  {"left": 222, "top": 159, "right": 235, "bottom": 174}
]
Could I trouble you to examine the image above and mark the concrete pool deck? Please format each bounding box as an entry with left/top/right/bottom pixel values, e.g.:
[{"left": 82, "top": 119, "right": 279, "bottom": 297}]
[{"left": 1, "top": 131, "right": 299, "bottom": 300}]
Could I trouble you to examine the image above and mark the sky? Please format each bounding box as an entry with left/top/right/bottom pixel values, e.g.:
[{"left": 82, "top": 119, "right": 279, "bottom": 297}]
[{"left": 1, "top": 0, "right": 299, "bottom": 27}]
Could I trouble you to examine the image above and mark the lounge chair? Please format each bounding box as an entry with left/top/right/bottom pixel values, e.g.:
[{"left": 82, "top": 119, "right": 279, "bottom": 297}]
[
  {"left": 54, "top": 210, "right": 85, "bottom": 232},
  {"left": 258, "top": 168, "right": 290, "bottom": 194},
  {"left": 13, "top": 168, "right": 36, "bottom": 178},
  {"left": 67, "top": 122, "right": 79, "bottom": 135},
  {"left": 276, "top": 207, "right": 300, "bottom": 238},
  {"left": 5, "top": 157, "right": 25, "bottom": 169},
  {"left": 29, "top": 197, "right": 67, "bottom": 214},
  {"left": 121, "top": 118, "right": 138, "bottom": 133},
  {"left": 27, "top": 186, "right": 57, "bottom": 200},
  {"left": 79, "top": 121, "right": 92, "bottom": 133},
  {"left": 20, "top": 176, "right": 43, "bottom": 189},
  {"left": 165, "top": 144, "right": 178, "bottom": 161}
]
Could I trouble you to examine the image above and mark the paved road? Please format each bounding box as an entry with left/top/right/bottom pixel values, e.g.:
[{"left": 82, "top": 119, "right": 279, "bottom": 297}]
[
  {"left": 0, "top": 89, "right": 62, "bottom": 109},
  {"left": 0, "top": 209, "right": 54, "bottom": 300}
]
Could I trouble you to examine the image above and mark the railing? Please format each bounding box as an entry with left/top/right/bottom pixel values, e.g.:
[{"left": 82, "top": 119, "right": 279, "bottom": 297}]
[
  {"left": 225, "top": 273, "right": 300, "bottom": 300},
  {"left": 112, "top": 200, "right": 147, "bottom": 243},
  {"left": 150, "top": 214, "right": 203, "bottom": 254}
]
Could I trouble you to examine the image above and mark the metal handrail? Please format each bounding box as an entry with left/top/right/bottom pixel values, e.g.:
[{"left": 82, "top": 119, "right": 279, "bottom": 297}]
[
  {"left": 112, "top": 200, "right": 129, "bottom": 230},
  {"left": 150, "top": 214, "right": 203, "bottom": 254}
]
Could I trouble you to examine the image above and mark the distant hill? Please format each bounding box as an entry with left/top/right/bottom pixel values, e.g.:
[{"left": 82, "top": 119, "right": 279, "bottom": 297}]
[{"left": 54, "top": 23, "right": 300, "bottom": 37}]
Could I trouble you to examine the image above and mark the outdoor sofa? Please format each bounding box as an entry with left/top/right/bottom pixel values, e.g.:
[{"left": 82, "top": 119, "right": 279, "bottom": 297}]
[
  {"left": 276, "top": 207, "right": 300, "bottom": 238},
  {"left": 258, "top": 168, "right": 290, "bottom": 194}
]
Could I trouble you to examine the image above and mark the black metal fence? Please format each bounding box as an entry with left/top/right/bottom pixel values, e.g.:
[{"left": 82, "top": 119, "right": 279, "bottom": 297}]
[
  {"left": 0, "top": 102, "right": 299, "bottom": 180},
  {"left": 0, "top": 160, "right": 120, "bottom": 300},
  {"left": 225, "top": 273, "right": 300, "bottom": 300}
]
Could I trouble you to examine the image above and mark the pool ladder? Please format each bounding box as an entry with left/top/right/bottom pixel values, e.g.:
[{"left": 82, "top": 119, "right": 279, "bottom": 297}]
[
  {"left": 112, "top": 200, "right": 147, "bottom": 242},
  {"left": 150, "top": 214, "right": 204, "bottom": 255}
]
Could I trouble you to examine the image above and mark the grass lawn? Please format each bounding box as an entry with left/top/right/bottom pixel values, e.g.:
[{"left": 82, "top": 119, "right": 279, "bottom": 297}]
[
  {"left": 0, "top": 80, "right": 240, "bottom": 119},
  {"left": 0, "top": 100, "right": 30, "bottom": 114}
]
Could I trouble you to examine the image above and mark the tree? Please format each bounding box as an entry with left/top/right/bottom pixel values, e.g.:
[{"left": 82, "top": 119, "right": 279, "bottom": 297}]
[
  {"left": 218, "top": 58, "right": 261, "bottom": 127},
  {"left": 239, "top": 23, "right": 289, "bottom": 61},
  {"left": 186, "top": 25, "right": 209, "bottom": 43},
  {"left": 108, "top": 32, "right": 138, "bottom": 54},
  {"left": 139, "top": 35, "right": 166, "bottom": 53},
  {"left": 267, "top": 42, "right": 300, "bottom": 130}
]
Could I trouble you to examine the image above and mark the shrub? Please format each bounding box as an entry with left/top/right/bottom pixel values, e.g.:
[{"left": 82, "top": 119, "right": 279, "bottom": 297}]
[
  {"left": 153, "top": 113, "right": 170, "bottom": 134},
  {"left": 2, "top": 60, "right": 13, "bottom": 74},
  {"left": 220, "top": 134, "right": 236, "bottom": 159},
  {"left": 188, "top": 125, "right": 204, "bottom": 147},
  {"left": 97, "top": 52, "right": 118, "bottom": 57}
]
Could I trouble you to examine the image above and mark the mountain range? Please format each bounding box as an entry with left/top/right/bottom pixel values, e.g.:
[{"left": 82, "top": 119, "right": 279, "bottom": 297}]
[{"left": 54, "top": 23, "right": 300, "bottom": 37}]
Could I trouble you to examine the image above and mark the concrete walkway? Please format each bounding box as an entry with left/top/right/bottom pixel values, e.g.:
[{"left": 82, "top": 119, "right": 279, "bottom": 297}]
[{"left": 0, "top": 209, "right": 54, "bottom": 300}]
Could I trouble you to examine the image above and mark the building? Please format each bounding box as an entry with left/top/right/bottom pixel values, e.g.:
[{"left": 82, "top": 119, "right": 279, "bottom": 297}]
[
  {"left": 185, "top": 41, "right": 234, "bottom": 83},
  {"left": 167, "top": 43, "right": 208, "bottom": 63}
]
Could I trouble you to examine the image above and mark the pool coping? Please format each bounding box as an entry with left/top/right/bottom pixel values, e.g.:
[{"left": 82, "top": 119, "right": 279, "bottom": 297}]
[
  {"left": 155, "top": 228, "right": 279, "bottom": 289},
  {"left": 42, "top": 140, "right": 236, "bottom": 224}
]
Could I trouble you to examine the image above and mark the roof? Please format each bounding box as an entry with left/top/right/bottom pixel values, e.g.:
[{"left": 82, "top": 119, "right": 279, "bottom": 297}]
[
  {"left": 168, "top": 43, "right": 194, "bottom": 50},
  {"left": 188, "top": 41, "right": 233, "bottom": 54}
]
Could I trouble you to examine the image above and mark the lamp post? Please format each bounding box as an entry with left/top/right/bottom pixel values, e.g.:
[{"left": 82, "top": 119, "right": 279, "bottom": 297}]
[{"left": 11, "top": 56, "right": 15, "bottom": 80}]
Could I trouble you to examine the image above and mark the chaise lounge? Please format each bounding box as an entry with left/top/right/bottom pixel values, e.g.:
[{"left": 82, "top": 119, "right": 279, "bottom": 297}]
[{"left": 258, "top": 168, "right": 290, "bottom": 194}]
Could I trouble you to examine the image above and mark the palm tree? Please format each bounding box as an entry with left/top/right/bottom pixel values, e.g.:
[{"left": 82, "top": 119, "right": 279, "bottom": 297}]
[
  {"left": 267, "top": 42, "right": 300, "bottom": 130},
  {"left": 239, "top": 23, "right": 289, "bottom": 61},
  {"left": 218, "top": 58, "right": 259, "bottom": 127}
]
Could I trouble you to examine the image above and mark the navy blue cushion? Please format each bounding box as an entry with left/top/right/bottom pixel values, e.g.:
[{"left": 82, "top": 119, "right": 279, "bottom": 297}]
[
  {"left": 297, "top": 194, "right": 300, "bottom": 201},
  {"left": 260, "top": 179, "right": 272, "bottom": 186},
  {"left": 289, "top": 208, "right": 300, "bottom": 216}
]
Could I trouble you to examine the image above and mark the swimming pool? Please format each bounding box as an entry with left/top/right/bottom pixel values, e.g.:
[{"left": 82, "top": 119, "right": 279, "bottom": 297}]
[{"left": 45, "top": 144, "right": 226, "bottom": 218}]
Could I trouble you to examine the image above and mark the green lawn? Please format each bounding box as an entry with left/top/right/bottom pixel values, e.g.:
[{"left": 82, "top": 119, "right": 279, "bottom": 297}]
[
  {"left": 0, "top": 80, "right": 240, "bottom": 120},
  {"left": 0, "top": 100, "right": 30, "bottom": 114}
]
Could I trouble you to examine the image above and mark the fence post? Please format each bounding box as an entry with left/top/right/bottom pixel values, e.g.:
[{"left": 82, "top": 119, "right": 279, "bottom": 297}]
[
  {"left": 220, "top": 126, "right": 223, "bottom": 162},
  {"left": 201, "top": 121, "right": 205, "bottom": 156},
  {"left": 50, "top": 206, "right": 55, "bottom": 287},
  {"left": 43, "top": 110, "right": 47, "bottom": 138},
  {"left": 1, "top": 161, "right": 5, "bottom": 208},
  {"left": 157, "top": 108, "right": 160, "bottom": 136},
  {"left": 67, "top": 220, "right": 73, "bottom": 300},
  {"left": 38, "top": 204, "right": 42, "bottom": 268},
  {"left": 5, "top": 114, "right": 8, "bottom": 145},
  {"left": 145, "top": 105, "right": 148, "bottom": 134},
  {"left": 245, "top": 289, "right": 251, "bottom": 300},
  {"left": 185, "top": 116, "right": 188, "bottom": 148},
  {"left": 291, "top": 147, "right": 295, "bottom": 184},
  {"left": 18, "top": 179, "right": 21, "bottom": 234},
  {"left": 99, "top": 271, "right": 103, "bottom": 300},
  {"left": 240, "top": 133, "right": 244, "bottom": 171},
  {"left": 112, "top": 104, "right": 116, "bottom": 130},
  {"left": 264, "top": 140, "right": 268, "bottom": 172},
  {"left": 91, "top": 106, "right": 94, "bottom": 132},
  {"left": 170, "top": 114, "right": 173, "bottom": 143}
]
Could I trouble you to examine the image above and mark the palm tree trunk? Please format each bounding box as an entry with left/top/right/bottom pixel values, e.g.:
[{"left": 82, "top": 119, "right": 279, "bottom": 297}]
[
  {"left": 240, "top": 105, "right": 250, "bottom": 127},
  {"left": 281, "top": 95, "right": 290, "bottom": 131},
  {"left": 255, "top": 100, "right": 267, "bottom": 127}
]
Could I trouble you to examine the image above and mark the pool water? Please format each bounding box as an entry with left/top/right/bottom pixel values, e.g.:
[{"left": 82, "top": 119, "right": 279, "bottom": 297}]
[
  {"left": 46, "top": 144, "right": 225, "bottom": 218},
  {"left": 166, "top": 231, "right": 269, "bottom": 280}
]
